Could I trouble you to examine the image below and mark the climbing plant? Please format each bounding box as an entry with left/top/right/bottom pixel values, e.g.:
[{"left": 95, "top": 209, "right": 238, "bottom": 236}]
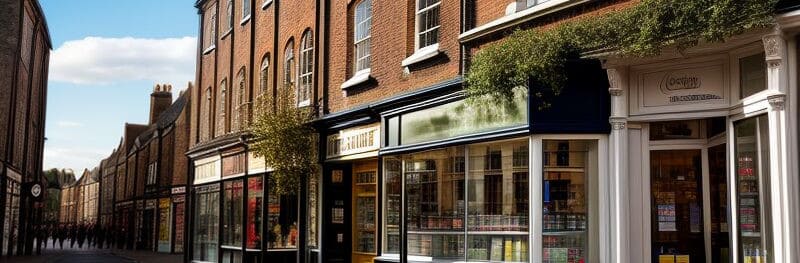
[
  {"left": 250, "top": 87, "right": 318, "bottom": 195},
  {"left": 465, "top": 0, "right": 779, "bottom": 103}
]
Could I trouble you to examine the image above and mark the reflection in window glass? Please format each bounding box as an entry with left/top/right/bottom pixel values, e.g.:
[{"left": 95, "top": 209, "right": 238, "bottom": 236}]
[
  {"left": 193, "top": 185, "right": 220, "bottom": 262},
  {"left": 734, "top": 115, "right": 772, "bottom": 263},
  {"left": 406, "top": 147, "right": 465, "bottom": 261},
  {"left": 307, "top": 172, "right": 319, "bottom": 248},
  {"left": 268, "top": 177, "right": 299, "bottom": 249},
  {"left": 247, "top": 177, "right": 264, "bottom": 249},
  {"left": 223, "top": 180, "right": 244, "bottom": 247},
  {"left": 740, "top": 52, "right": 766, "bottom": 98},
  {"left": 383, "top": 158, "right": 402, "bottom": 254},
  {"left": 467, "top": 140, "right": 529, "bottom": 262},
  {"left": 542, "top": 140, "right": 595, "bottom": 263}
]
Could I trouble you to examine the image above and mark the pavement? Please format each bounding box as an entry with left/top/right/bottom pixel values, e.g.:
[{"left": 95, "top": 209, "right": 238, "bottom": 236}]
[{"left": 0, "top": 239, "right": 183, "bottom": 263}]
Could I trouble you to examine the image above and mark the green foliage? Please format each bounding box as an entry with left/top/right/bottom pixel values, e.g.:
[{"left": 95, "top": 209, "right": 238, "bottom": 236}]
[
  {"left": 465, "top": 0, "right": 778, "bottom": 103},
  {"left": 250, "top": 88, "right": 318, "bottom": 195}
]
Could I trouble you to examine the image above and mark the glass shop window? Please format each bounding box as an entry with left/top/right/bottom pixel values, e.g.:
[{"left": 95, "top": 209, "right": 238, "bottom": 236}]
[
  {"left": 193, "top": 185, "right": 220, "bottom": 262},
  {"left": 247, "top": 177, "right": 264, "bottom": 249},
  {"left": 267, "top": 177, "right": 299, "bottom": 249},
  {"left": 223, "top": 180, "right": 244, "bottom": 248},
  {"left": 383, "top": 157, "right": 402, "bottom": 254},
  {"left": 739, "top": 52, "right": 767, "bottom": 99},
  {"left": 734, "top": 115, "right": 773, "bottom": 263}
]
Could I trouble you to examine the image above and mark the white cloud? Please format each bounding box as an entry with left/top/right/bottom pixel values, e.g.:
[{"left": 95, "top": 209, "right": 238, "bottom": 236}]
[
  {"left": 57, "top": 121, "right": 84, "bottom": 128},
  {"left": 49, "top": 36, "right": 197, "bottom": 87},
  {"left": 43, "top": 147, "right": 108, "bottom": 172}
]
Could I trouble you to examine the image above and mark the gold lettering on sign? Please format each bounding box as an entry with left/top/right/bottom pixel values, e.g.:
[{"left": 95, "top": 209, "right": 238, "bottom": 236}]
[{"left": 326, "top": 124, "right": 380, "bottom": 159}]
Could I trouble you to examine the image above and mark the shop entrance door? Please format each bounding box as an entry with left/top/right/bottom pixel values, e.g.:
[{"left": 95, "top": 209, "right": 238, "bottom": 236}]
[
  {"left": 650, "top": 150, "right": 706, "bottom": 263},
  {"left": 322, "top": 164, "right": 352, "bottom": 263}
]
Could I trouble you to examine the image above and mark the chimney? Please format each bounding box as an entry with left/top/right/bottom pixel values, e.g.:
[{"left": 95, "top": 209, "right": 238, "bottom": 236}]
[{"left": 149, "top": 83, "right": 173, "bottom": 125}]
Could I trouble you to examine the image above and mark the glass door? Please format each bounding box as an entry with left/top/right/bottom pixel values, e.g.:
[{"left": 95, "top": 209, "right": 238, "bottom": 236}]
[
  {"left": 709, "top": 144, "right": 730, "bottom": 263},
  {"left": 650, "top": 150, "right": 706, "bottom": 263}
]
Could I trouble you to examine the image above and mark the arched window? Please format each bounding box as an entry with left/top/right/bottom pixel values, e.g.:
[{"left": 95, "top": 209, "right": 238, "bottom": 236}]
[
  {"left": 284, "top": 40, "right": 295, "bottom": 92},
  {"left": 219, "top": 79, "right": 227, "bottom": 134},
  {"left": 260, "top": 54, "right": 270, "bottom": 97},
  {"left": 227, "top": 0, "right": 233, "bottom": 30},
  {"left": 204, "top": 87, "right": 212, "bottom": 139},
  {"left": 298, "top": 30, "right": 313, "bottom": 106},
  {"left": 235, "top": 67, "right": 247, "bottom": 129}
]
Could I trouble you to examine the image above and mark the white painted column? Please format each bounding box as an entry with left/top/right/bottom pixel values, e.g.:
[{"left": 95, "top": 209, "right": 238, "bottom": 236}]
[
  {"left": 762, "top": 31, "right": 796, "bottom": 263},
  {"left": 605, "top": 67, "right": 629, "bottom": 263}
]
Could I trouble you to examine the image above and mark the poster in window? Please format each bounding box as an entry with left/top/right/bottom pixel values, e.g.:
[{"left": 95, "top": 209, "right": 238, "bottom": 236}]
[
  {"left": 173, "top": 201, "right": 185, "bottom": 253},
  {"left": 157, "top": 198, "right": 171, "bottom": 252},
  {"left": 656, "top": 192, "right": 677, "bottom": 232}
]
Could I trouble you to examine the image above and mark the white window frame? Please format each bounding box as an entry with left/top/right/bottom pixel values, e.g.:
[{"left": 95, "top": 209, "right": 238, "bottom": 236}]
[
  {"left": 259, "top": 55, "right": 270, "bottom": 97},
  {"left": 298, "top": 31, "right": 313, "bottom": 107},
  {"left": 227, "top": 0, "right": 234, "bottom": 31},
  {"left": 235, "top": 68, "right": 246, "bottom": 129},
  {"left": 415, "top": 0, "right": 441, "bottom": 50},
  {"left": 205, "top": 11, "right": 217, "bottom": 54},
  {"left": 241, "top": 0, "right": 251, "bottom": 24},
  {"left": 147, "top": 162, "right": 157, "bottom": 186},
  {"left": 262, "top": 0, "right": 273, "bottom": 10},
  {"left": 354, "top": 0, "right": 372, "bottom": 73},
  {"left": 284, "top": 42, "right": 295, "bottom": 91}
]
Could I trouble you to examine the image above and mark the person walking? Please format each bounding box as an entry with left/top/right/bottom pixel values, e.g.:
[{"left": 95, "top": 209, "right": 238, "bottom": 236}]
[
  {"left": 57, "top": 225, "right": 66, "bottom": 249},
  {"left": 51, "top": 224, "right": 58, "bottom": 248},
  {"left": 77, "top": 224, "right": 86, "bottom": 248},
  {"left": 69, "top": 224, "right": 77, "bottom": 248}
]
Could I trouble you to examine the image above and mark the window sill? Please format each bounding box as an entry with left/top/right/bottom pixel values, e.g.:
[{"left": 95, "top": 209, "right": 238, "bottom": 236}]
[
  {"left": 261, "top": 0, "right": 273, "bottom": 9},
  {"left": 221, "top": 29, "right": 233, "bottom": 40},
  {"left": 459, "top": 0, "right": 590, "bottom": 43},
  {"left": 240, "top": 15, "right": 251, "bottom": 25},
  {"left": 375, "top": 255, "right": 400, "bottom": 262},
  {"left": 401, "top": 43, "right": 441, "bottom": 67},
  {"left": 340, "top": 68, "right": 371, "bottom": 90},
  {"left": 203, "top": 45, "right": 216, "bottom": 55}
]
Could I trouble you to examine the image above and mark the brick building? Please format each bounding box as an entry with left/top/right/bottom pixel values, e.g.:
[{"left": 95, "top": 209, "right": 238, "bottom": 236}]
[
  {"left": 0, "top": 0, "right": 51, "bottom": 257},
  {"left": 79, "top": 84, "right": 193, "bottom": 254},
  {"left": 185, "top": 1, "right": 800, "bottom": 263}
]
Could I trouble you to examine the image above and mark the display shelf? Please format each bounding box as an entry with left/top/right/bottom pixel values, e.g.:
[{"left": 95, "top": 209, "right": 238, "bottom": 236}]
[
  {"left": 741, "top": 232, "right": 761, "bottom": 238},
  {"left": 543, "top": 167, "right": 587, "bottom": 173},
  {"left": 408, "top": 230, "right": 465, "bottom": 235},
  {"left": 542, "top": 230, "right": 587, "bottom": 236},
  {"left": 466, "top": 231, "right": 528, "bottom": 236}
]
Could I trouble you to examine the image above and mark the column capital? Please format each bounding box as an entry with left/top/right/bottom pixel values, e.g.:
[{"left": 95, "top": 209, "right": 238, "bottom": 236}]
[
  {"left": 607, "top": 68, "right": 624, "bottom": 96},
  {"left": 610, "top": 117, "right": 627, "bottom": 130},
  {"left": 763, "top": 32, "right": 786, "bottom": 66},
  {"left": 768, "top": 94, "right": 786, "bottom": 111}
]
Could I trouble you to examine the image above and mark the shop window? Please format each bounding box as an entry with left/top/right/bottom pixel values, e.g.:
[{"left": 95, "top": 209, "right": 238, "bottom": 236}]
[
  {"left": 267, "top": 177, "right": 299, "bottom": 249},
  {"left": 649, "top": 120, "right": 702, "bottom": 140},
  {"left": 739, "top": 52, "right": 766, "bottom": 99},
  {"left": 193, "top": 184, "right": 220, "bottom": 262},
  {"left": 247, "top": 177, "right": 264, "bottom": 249},
  {"left": 223, "top": 180, "right": 244, "bottom": 247},
  {"left": 734, "top": 115, "right": 772, "bottom": 263},
  {"left": 542, "top": 140, "right": 596, "bottom": 263},
  {"left": 383, "top": 158, "right": 402, "bottom": 254}
]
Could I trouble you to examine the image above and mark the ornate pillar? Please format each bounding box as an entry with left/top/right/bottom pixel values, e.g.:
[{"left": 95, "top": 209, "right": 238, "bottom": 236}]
[
  {"left": 762, "top": 31, "right": 796, "bottom": 263},
  {"left": 605, "top": 67, "right": 629, "bottom": 263}
]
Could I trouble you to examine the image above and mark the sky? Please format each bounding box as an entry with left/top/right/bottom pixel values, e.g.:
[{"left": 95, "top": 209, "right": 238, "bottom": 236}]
[{"left": 39, "top": 0, "right": 198, "bottom": 176}]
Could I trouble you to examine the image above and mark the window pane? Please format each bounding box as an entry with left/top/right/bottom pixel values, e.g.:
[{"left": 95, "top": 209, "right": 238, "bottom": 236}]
[
  {"left": 740, "top": 53, "right": 766, "bottom": 98},
  {"left": 354, "top": 0, "right": 372, "bottom": 71},
  {"left": 247, "top": 177, "right": 264, "bottom": 249},
  {"left": 405, "top": 147, "right": 466, "bottom": 260},
  {"left": 467, "top": 140, "right": 529, "bottom": 262},
  {"left": 354, "top": 170, "right": 377, "bottom": 253},
  {"left": 734, "top": 115, "right": 772, "bottom": 263},
  {"left": 542, "top": 140, "right": 594, "bottom": 263},
  {"left": 267, "top": 177, "right": 299, "bottom": 249},
  {"left": 223, "top": 180, "right": 244, "bottom": 247},
  {"left": 417, "top": 1, "right": 440, "bottom": 48},
  {"left": 193, "top": 185, "right": 220, "bottom": 262},
  {"left": 383, "top": 157, "right": 402, "bottom": 254}
]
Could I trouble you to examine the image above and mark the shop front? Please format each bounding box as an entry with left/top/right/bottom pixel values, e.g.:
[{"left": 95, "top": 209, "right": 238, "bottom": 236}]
[
  {"left": 188, "top": 147, "right": 303, "bottom": 263},
  {"left": 172, "top": 186, "right": 187, "bottom": 254},
  {"left": 605, "top": 29, "right": 799, "bottom": 263},
  {"left": 1, "top": 168, "right": 21, "bottom": 256},
  {"left": 320, "top": 123, "right": 380, "bottom": 263}
]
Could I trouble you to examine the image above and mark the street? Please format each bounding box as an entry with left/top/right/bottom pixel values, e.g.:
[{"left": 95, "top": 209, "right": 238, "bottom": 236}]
[{"left": 0, "top": 239, "right": 181, "bottom": 263}]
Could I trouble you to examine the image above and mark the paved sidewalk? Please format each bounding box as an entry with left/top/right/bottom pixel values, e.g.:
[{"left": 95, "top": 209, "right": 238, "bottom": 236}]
[{"left": 0, "top": 239, "right": 182, "bottom": 263}]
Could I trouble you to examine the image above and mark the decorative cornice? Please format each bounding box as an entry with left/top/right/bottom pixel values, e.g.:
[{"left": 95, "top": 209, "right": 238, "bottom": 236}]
[
  {"left": 762, "top": 32, "right": 785, "bottom": 63},
  {"left": 607, "top": 68, "right": 623, "bottom": 96},
  {"left": 768, "top": 94, "right": 786, "bottom": 111}
]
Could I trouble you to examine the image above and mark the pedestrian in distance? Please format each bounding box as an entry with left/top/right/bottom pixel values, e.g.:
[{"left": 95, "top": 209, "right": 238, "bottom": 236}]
[
  {"left": 69, "top": 224, "right": 77, "bottom": 248},
  {"left": 77, "top": 224, "right": 86, "bottom": 248},
  {"left": 51, "top": 224, "right": 58, "bottom": 248},
  {"left": 57, "top": 224, "right": 66, "bottom": 249}
]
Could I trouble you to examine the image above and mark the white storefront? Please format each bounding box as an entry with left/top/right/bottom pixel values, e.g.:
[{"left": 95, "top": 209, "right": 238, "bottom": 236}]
[{"left": 602, "top": 13, "right": 800, "bottom": 263}]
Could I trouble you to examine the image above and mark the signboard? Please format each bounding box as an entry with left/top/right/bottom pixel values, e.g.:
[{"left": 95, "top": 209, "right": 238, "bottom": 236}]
[
  {"left": 157, "top": 198, "right": 171, "bottom": 252},
  {"left": 247, "top": 152, "right": 268, "bottom": 174},
  {"left": 326, "top": 123, "right": 380, "bottom": 160},
  {"left": 632, "top": 60, "right": 729, "bottom": 115},
  {"left": 171, "top": 186, "right": 186, "bottom": 195}
]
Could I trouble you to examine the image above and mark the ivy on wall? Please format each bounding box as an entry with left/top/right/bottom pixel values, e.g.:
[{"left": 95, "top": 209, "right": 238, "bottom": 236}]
[
  {"left": 465, "top": 0, "right": 779, "bottom": 103},
  {"left": 250, "top": 88, "right": 318, "bottom": 195}
]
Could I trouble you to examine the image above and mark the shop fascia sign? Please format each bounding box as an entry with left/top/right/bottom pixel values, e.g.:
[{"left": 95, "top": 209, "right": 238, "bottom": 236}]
[
  {"left": 326, "top": 123, "right": 380, "bottom": 160},
  {"left": 634, "top": 60, "right": 728, "bottom": 115},
  {"left": 193, "top": 156, "right": 221, "bottom": 185},
  {"left": 171, "top": 186, "right": 186, "bottom": 194}
]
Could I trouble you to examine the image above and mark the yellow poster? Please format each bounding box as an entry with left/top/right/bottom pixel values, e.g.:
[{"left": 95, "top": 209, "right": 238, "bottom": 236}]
[
  {"left": 659, "top": 255, "right": 676, "bottom": 263},
  {"left": 676, "top": 255, "right": 690, "bottom": 263}
]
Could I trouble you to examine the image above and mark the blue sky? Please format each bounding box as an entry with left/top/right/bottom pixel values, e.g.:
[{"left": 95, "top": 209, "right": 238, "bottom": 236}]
[{"left": 40, "top": 0, "right": 198, "bottom": 175}]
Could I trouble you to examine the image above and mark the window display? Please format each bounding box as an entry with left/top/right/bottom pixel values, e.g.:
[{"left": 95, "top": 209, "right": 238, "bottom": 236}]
[
  {"left": 354, "top": 170, "right": 377, "bottom": 254},
  {"left": 406, "top": 146, "right": 465, "bottom": 261},
  {"left": 467, "top": 140, "right": 529, "bottom": 262},
  {"left": 193, "top": 184, "right": 220, "bottom": 262},
  {"left": 307, "top": 172, "right": 319, "bottom": 249},
  {"left": 267, "top": 177, "right": 299, "bottom": 249},
  {"left": 542, "top": 140, "right": 594, "bottom": 263},
  {"left": 734, "top": 115, "right": 772, "bottom": 263},
  {"left": 223, "top": 180, "right": 244, "bottom": 247},
  {"left": 383, "top": 158, "right": 402, "bottom": 254},
  {"left": 247, "top": 177, "right": 263, "bottom": 249}
]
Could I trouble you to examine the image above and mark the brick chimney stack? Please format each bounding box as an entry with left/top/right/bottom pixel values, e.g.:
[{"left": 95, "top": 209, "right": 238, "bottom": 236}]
[{"left": 149, "top": 84, "right": 173, "bottom": 125}]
